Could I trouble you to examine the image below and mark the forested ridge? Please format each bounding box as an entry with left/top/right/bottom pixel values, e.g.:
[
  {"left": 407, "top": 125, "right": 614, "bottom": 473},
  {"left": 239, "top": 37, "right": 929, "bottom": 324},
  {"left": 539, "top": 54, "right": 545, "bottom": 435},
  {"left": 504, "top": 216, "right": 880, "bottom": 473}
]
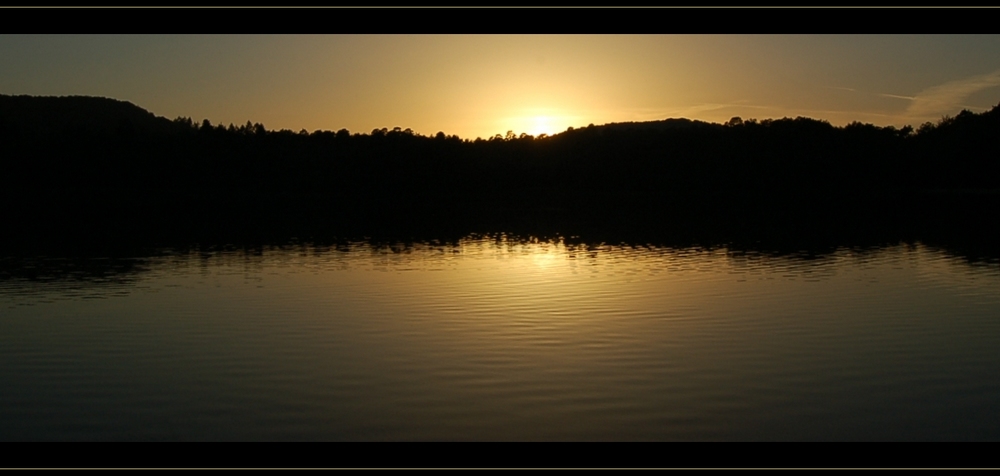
[{"left": 3, "top": 94, "right": 998, "bottom": 247}]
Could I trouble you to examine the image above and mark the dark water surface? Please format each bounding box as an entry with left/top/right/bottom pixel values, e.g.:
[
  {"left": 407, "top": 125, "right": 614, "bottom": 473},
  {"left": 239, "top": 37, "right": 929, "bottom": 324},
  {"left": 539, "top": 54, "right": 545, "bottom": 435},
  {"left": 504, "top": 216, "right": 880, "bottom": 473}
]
[{"left": 2, "top": 237, "right": 999, "bottom": 441}]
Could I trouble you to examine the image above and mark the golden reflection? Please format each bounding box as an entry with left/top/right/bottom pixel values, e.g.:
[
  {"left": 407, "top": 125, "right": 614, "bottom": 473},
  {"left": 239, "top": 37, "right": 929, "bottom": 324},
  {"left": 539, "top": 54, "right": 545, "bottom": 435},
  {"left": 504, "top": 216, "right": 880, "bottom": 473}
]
[{"left": 531, "top": 248, "right": 559, "bottom": 269}]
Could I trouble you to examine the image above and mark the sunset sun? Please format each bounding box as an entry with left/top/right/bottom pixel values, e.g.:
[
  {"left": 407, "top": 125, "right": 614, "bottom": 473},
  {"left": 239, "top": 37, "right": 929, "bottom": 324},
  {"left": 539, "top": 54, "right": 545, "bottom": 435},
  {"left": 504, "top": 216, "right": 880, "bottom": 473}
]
[
  {"left": 526, "top": 115, "right": 556, "bottom": 137},
  {"left": 503, "top": 111, "right": 579, "bottom": 138}
]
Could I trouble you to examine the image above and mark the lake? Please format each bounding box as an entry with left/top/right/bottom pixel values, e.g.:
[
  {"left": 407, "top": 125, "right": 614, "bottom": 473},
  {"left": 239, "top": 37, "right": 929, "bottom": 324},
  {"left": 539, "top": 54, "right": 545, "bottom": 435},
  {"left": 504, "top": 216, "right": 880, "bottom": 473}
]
[{"left": 2, "top": 235, "right": 999, "bottom": 442}]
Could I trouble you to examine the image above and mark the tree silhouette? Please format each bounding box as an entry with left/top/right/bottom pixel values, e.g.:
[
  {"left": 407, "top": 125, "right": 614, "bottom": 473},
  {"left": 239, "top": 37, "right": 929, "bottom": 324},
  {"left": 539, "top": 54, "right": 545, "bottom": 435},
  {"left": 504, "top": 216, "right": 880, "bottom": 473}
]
[{"left": 1, "top": 94, "right": 998, "bottom": 249}]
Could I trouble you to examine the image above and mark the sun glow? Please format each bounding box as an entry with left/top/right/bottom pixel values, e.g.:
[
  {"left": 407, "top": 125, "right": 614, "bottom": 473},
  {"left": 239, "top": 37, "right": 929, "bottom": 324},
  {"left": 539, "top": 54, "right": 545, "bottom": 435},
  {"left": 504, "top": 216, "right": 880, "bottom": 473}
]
[
  {"left": 526, "top": 115, "right": 557, "bottom": 137},
  {"left": 498, "top": 109, "right": 585, "bottom": 139}
]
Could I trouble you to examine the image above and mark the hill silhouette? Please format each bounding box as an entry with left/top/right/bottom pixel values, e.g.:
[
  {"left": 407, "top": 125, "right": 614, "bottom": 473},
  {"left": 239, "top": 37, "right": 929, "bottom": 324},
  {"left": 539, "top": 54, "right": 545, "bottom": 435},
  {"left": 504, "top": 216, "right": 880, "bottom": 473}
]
[
  {"left": 2, "top": 94, "right": 998, "bottom": 253},
  {"left": 0, "top": 95, "right": 174, "bottom": 136}
]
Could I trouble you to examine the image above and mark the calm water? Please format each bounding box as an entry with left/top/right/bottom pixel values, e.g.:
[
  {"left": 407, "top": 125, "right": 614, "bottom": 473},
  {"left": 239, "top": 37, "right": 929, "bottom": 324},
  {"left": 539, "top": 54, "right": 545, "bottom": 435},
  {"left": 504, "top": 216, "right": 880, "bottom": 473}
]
[{"left": 2, "top": 237, "right": 999, "bottom": 441}]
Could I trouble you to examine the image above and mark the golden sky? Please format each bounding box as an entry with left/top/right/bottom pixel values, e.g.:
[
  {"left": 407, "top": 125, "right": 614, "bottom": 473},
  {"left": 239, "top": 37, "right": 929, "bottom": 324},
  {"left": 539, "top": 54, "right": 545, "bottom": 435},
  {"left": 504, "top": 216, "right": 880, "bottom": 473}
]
[{"left": 3, "top": 34, "right": 1000, "bottom": 139}]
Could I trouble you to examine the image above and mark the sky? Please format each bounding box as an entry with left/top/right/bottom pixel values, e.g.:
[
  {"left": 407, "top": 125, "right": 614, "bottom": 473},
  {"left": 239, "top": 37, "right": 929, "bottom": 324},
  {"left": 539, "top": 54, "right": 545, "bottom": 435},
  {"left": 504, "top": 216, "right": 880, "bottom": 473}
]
[{"left": 2, "top": 34, "right": 1000, "bottom": 140}]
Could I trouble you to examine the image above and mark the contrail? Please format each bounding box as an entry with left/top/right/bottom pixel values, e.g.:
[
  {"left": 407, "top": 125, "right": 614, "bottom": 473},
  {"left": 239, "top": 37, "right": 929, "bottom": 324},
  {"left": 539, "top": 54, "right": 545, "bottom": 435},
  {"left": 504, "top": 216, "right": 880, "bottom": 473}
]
[{"left": 879, "top": 93, "right": 915, "bottom": 101}]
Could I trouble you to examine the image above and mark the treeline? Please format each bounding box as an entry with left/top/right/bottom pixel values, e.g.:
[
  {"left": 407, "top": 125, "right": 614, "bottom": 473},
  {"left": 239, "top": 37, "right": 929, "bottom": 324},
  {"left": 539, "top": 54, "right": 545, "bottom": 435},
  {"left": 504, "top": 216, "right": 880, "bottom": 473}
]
[{"left": 2, "top": 94, "right": 999, "bottom": 246}]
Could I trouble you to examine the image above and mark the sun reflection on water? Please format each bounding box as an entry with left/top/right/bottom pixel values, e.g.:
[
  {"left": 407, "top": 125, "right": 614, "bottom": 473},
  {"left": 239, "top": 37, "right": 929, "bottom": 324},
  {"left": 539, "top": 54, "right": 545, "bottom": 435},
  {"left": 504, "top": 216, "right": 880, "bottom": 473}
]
[{"left": 3, "top": 236, "right": 1000, "bottom": 440}]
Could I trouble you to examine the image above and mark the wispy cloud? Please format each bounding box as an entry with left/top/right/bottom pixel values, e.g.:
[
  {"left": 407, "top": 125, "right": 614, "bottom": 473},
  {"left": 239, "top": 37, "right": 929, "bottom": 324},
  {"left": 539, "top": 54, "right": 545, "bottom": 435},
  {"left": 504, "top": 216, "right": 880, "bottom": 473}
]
[
  {"left": 828, "top": 86, "right": 856, "bottom": 92},
  {"left": 900, "top": 70, "right": 1000, "bottom": 121}
]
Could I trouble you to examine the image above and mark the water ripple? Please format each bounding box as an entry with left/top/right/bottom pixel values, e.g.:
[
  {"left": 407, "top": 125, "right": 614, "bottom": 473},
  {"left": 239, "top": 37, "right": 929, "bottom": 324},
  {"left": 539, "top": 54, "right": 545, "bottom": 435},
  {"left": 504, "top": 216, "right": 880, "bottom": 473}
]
[{"left": 1, "top": 238, "right": 999, "bottom": 440}]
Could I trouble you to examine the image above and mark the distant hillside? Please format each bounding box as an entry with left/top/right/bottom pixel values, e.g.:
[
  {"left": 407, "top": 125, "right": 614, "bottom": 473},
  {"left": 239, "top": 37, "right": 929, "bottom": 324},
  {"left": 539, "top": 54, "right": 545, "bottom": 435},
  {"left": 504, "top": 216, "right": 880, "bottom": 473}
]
[
  {"left": 0, "top": 94, "right": 174, "bottom": 135},
  {"left": 585, "top": 117, "right": 718, "bottom": 134},
  {"left": 2, "top": 94, "right": 998, "bottom": 248}
]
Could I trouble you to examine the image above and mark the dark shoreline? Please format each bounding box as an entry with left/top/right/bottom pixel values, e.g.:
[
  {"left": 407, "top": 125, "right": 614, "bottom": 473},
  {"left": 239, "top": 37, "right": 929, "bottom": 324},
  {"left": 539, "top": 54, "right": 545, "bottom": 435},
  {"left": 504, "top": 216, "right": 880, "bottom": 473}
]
[{"left": 3, "top": 94, "right": 998, "bottom": 261}]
